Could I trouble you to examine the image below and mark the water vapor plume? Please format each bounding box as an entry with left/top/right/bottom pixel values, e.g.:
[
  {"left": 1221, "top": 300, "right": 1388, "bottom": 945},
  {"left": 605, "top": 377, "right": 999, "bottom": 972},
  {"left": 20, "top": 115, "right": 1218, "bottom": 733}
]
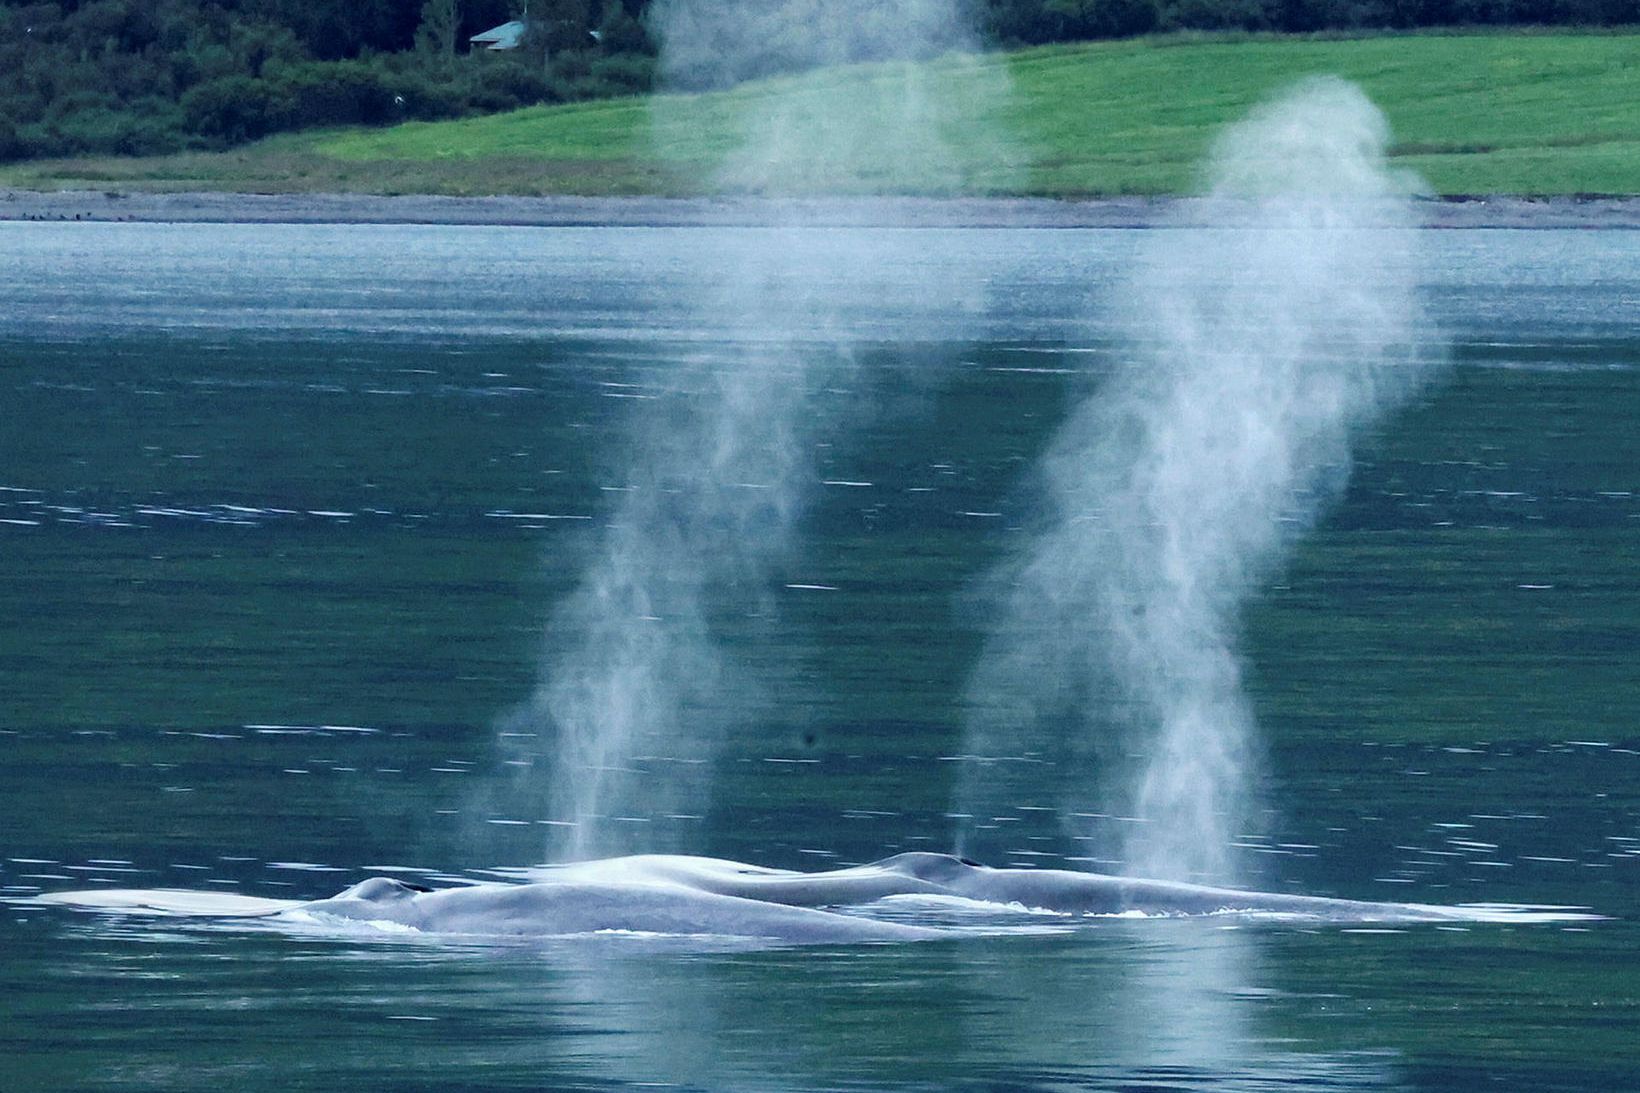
[
  {"left": 510, "top": 329, "right": 817, "bottom": 861},
  {"left": 960, "top": 78, "right": 1443, "bottom": 882},
  {"left": 505, "top": 0, "right": 1014, "bottom": 860}
]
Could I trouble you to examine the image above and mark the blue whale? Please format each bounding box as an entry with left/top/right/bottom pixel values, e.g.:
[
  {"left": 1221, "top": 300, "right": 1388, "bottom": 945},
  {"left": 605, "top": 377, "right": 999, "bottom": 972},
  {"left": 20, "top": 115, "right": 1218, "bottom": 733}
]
[{"left": 33, "top": 852, "right": 1592, "bottom": 944}]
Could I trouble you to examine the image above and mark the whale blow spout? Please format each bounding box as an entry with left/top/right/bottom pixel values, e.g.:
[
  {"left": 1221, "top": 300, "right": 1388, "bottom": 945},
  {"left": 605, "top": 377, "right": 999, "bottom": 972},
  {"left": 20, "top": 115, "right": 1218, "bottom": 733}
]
[{"left": 960, "top": 78, "right": 1444, "bottom": 883}]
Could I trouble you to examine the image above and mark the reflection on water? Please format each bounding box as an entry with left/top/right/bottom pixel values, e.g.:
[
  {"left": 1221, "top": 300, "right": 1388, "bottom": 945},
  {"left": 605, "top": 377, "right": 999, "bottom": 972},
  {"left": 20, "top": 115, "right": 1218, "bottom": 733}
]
[
  {"left": 526, "top": 927, "right": 1373, "bottom": 1093},
  {"left": 7, "top": 914, "right": 1429, "bottom": 1093}
]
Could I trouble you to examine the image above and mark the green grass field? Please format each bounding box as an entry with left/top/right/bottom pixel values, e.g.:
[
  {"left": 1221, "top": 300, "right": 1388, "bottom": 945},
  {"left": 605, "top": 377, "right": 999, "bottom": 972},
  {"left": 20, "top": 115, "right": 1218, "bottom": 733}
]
[{"left": 5, "top": 31, "right": 1637, "bottom": 196}]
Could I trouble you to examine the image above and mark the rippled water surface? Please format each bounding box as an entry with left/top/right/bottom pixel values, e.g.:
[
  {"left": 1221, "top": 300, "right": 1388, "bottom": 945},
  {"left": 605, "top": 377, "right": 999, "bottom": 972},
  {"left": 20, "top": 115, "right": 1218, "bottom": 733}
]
[{"left": 2, "top": 222, "right": 1637, "bottom": 1091}]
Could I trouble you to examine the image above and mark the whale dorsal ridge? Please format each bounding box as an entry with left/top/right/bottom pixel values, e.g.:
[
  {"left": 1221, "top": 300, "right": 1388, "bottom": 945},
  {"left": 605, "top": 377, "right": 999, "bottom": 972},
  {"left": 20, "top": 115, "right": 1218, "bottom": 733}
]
[
  {"left": 333, "top": 878, "right": 426, "bottom": 903},
  {"left": 870, "top": 852, "right": 981, "bottom": 883}
]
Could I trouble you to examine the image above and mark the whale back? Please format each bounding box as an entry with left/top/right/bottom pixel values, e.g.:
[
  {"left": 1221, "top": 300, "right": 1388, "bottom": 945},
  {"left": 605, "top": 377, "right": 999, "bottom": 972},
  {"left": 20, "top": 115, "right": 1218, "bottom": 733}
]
[
  {"left": 31, "top": 854, "right": 1591, "bottom": 943},
  {"left": 307, "top": 879, "right": 949, "bottom": 943}
]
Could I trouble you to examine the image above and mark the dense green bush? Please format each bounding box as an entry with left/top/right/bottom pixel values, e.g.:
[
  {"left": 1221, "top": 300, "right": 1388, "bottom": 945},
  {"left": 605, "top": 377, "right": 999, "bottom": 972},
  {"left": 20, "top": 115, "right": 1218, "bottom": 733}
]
[
  {"left": 181, "top": 75, "right": 288, "bottom": 142},
  {"left": 547, "top": 49, "right": 656, "bottom": 99},
  {"left": 390, "top": 73, "right": 471, "bottom": 120},
  {"left": 465, "top": 59, "right": 560, "bottom": 111},
  {"left": 992, "top": 0, "right": 1162, "bottom": 39},
  {"left": 280, "top": 61, "right": 400, "bottom": 128},
  {"left": 0, "top": 114, "right": 24, "bottom": 161},
  {"left": 53, "top": 106, "right": 177, "bottom": 156},
  {"left": 591, "top": 50, "right": 657, "bottom": 92}
]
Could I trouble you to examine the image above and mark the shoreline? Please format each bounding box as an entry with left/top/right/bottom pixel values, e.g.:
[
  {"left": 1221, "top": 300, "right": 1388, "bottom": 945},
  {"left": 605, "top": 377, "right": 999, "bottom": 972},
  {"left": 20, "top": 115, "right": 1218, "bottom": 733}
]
[{"left": 3, "top": 189, "right": 1639, "bottom": 229}]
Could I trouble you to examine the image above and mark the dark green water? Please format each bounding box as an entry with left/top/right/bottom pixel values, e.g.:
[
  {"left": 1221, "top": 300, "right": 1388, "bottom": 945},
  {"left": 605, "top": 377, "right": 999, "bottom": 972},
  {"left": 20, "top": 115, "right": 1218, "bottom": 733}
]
[{"left": 1, "top": 223, "right": 1636, "bottom": 1091}]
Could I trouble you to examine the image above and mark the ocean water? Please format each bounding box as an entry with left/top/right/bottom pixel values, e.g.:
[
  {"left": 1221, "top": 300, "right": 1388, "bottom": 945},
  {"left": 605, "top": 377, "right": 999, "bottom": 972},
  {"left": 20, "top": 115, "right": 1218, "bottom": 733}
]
[{"left": 1, "top": 221, "right": 1637, "bottom": 1091}]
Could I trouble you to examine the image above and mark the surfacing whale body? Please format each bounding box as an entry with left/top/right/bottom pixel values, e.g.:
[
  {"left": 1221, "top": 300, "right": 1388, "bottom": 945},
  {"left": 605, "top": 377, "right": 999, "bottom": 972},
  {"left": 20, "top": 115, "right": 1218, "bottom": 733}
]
[{"left": 34, "top": 852, "right": 1594, "bottom": 945}]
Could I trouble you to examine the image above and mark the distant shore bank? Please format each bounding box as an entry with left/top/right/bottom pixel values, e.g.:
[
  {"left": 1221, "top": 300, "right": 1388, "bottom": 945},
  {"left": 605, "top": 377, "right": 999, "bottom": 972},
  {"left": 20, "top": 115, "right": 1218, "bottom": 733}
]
[{"left": 3, "top": 189, "right": 1639, "bottom": 229}]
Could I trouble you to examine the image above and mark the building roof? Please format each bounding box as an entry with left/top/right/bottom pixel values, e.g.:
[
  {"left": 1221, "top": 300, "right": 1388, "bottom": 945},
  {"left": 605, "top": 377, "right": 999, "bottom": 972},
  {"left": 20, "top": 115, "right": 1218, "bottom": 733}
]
[{"left": 470, "top": 20, "right": 526, "bottom": 50}]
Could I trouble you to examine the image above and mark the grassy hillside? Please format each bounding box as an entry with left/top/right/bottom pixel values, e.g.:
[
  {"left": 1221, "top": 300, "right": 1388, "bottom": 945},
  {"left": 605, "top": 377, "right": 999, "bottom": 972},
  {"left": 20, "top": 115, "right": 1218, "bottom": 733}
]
[{"left": 5, "top": 32, "right": 1637, "bottom": 197}]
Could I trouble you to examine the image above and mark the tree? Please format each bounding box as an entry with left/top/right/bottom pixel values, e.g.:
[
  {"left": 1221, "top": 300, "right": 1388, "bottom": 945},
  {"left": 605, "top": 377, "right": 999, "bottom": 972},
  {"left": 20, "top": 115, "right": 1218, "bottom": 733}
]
[
  {"left": 595, "top": 0, "right": 652, "bottom": 53},
  {"left": 416, "top": 0, "right": 462, "bottom": 70},
  {"left": 537, "top": 0, "right": 594, "bottom": 54}
]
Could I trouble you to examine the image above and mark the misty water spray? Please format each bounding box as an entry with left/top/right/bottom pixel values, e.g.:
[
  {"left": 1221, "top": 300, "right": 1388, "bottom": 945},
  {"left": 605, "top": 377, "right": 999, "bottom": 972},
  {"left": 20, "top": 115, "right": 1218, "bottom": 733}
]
[
  {"left": 962, "top": 78, "right": 1442, "bottom": 881},
  {"left": 508, "top": 0, "right": 1014, "bottom": 859}
]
